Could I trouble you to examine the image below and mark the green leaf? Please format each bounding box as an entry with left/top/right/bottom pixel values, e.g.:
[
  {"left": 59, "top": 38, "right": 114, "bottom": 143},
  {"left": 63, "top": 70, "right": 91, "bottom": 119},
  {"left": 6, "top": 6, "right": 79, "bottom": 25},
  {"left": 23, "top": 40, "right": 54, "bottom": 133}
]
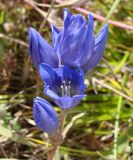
[
  {"left": 0, "top": 11, "right": 4, "bottom": 24},
  {"left": 0, "top": 125, "right": 13, "bottom": 138},
  {"left": 117, "top": 125, "right": 133, "bottom": 153},
  {"left": 114, "top": 52, "right": 129, "bottom": 74}
]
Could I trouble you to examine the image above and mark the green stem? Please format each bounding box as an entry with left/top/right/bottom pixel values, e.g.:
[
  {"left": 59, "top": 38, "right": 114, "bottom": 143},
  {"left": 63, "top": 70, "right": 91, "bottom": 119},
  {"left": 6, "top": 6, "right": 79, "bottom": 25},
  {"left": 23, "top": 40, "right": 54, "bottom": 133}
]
[
  {"left": 99, "top": 0, "right": 121, "bottom": 31},
  {"left": 113, "top": 74, "right": 126, "bottom": 160},
  {"left": 113, "top": 96, "right": 123, "bottom": 160},
  {"left": 58, "top": 109, "right": 68, "bottom": 142}
]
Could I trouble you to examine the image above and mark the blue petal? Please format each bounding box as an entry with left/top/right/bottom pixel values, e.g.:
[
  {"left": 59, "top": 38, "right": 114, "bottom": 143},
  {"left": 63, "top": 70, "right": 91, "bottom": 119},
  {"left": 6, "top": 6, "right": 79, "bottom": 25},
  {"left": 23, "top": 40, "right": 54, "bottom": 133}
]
[
  {"left": 33, "top": 97, "right": 58, "bottom": 136},
  {"left": 39, "top": 63, "right": 61, "bottom": 93},
  {"left": 44, "top": 87, "right": 85, "bottom": 108},
  {"left": 58, "top": 22, "right": 86, "bottom": 66},
  {"left": 43, "top": 71, "right": 85, "bottom": 108},
  {"left": 56, "top": 66, "right": 85, "bottom": 95},
  {"left": 28, "top": 27, "right": 58, "bottom": 69},
  {"left": 54, "top": 10, "right": 86, "bottom": 67},
  {"left": 64, "top": 8, "right": 72, "bottom": 29},
  {"left": 82, "top": 24, "right": 108, "bottom": 72},
  {"left": 42, "top": 65, "right": 85, "bottom": 98},
  {"left": 39, "top": 63, "right": 56, "bottom": 85},
  {"left": 64, "top": 8, "right": 84, "bottom": 30},
  {"left": 51, "top": 25, "right": 60, "bottom": 44},
  {"left": 44, "top": 86, "right": 85, "bottom": 108},
  {"left": 44, "top": 87, "right": 60, "bottom": 99},
  {"left": 78, "top": 14, "right": 94, "bottom": 65},
  {"left": 67, "top": 14, "right": 85, "bottom": 31},
  {"left": 53, "top": 95, "right": 85, "bottom": 109}
]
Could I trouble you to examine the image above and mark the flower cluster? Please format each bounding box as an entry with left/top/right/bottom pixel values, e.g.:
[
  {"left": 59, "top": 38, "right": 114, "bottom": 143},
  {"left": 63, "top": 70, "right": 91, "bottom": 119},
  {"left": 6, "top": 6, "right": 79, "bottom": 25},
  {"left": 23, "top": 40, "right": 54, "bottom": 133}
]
[{"left": 28, "top": 9, "right": 108, "bottom": 135}]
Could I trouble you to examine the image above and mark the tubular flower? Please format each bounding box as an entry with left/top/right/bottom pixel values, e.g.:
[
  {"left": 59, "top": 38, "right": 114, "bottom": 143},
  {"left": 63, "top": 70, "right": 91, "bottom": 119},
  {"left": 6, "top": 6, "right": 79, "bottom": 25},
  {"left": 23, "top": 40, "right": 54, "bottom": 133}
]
[
  {"left": 33, "top": 97, "right": 58, "bottom": 136},
  {"left": 28, "top": 8, "right": 108, "bottom": 73},
  {"left": 39, "top": 63, "right": 86, "bottom": 109}
]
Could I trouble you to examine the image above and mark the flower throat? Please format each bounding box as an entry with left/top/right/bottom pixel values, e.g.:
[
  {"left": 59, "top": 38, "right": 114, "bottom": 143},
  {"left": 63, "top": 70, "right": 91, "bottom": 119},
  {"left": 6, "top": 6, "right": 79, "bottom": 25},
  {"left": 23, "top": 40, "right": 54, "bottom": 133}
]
[{"left": 61, "top": 81, "right": 71, "bottom": 96}]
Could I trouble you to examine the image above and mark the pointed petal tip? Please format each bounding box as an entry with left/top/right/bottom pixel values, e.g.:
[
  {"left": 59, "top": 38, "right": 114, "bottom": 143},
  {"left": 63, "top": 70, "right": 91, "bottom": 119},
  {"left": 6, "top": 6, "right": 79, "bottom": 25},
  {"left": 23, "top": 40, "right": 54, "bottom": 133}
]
[
  {"left": 87, "top": 14, "right": 94, "bottom": 30},
  {"left": 64, "top": 8, "right": 68, "bottom": 12},
  {"left": 96, "top": 23, "right": 108, "bottom": 41},
  {"left": 33, "top": 97, "right": 59, "bottom": 135},
  {"left": 64, "top": 8, "right": 69, "bottom": 18},
  {"left": 28, "top": 27, "right": 33, "bottom": 39},
  {"left": 28, "top": 27, "right": 42, "bottom": 38},
  {"left": 64, "top": 8, "right": 70, "bottom": 15},
  {"left": 39, "top": 63, "right": 43, "bottom": 69},
  {"left": 34, "top": 96, "right": 44, "bottom": 102},
  {"left": 82, "top": 24, "right": 108, "bottom": 73},
  {"left": 88, "top": 14, "right": 94, "bottom": 27},
  {"left": 28, "top": 27, "right": 36, "bottom": 34},
  {"left": 28, "top": 27, "right": 38, "bottom": 42},
  {"left": 101, "top": 23, "right": 108, "bottom": 33},
  {"left": 64, "top": 8, "right": 72, "bottom": 22},
  {"left": 28, "top": 27, "right": 34, "bottom": 31},
  {"left": 88, "top": 14, "right": 94, "bottom": 20},
  {"left": 50, "top": 24, "right": 54, "bottom": 30},
  {"left": 39, "top": 63, "right": 52, "bottom": 72},
  {"left": 102, "top": 24, "right": 108, "bottom": 40},
  {"left": 103, "top": 23, "right": 108, "bottom": 28},
  {"left": 39, "top": 63, "right": 56, "bottom": 84},
  {"left": 50, "top": 24, "right": 60, "bottom": 35}
]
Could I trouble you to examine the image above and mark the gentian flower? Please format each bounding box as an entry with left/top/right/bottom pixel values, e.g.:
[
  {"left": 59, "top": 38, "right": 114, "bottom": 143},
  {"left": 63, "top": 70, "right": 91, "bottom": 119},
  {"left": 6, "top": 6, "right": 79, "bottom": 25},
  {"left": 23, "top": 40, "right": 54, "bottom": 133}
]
[
  {"left": 28, "top": 8, "right": 108, "bottom": 73},
  {"left": 28, "top": 8, "right": 108, "bottom": 109},
  {"left": 33, "top": 97, "right": 58, "bottom": 136},
  {"left": 39, "top": 63, "right": 86, "bottom": 109}
]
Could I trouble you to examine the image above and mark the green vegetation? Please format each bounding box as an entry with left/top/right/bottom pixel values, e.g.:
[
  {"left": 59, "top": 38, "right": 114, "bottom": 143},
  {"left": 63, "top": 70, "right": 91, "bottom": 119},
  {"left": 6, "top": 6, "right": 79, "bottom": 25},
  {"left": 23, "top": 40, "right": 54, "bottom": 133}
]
[{"left": 0, "top": 0, "right": 133, "bottom": 159}]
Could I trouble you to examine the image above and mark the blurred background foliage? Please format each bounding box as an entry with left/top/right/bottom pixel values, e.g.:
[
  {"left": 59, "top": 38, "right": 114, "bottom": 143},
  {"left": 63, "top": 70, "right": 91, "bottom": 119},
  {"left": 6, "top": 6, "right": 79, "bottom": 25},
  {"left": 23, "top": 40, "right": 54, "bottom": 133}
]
[{"left": 0, "top": 0, "right": 133, "bottom": 160}]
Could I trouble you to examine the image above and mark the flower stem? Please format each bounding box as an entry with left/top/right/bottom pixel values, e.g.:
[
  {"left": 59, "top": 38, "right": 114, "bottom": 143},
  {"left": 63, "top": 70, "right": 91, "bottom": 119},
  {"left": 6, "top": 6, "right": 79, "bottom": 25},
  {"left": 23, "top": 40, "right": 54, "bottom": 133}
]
[{"left": 47, "top": 109, "right": 68, "bottom": 160}]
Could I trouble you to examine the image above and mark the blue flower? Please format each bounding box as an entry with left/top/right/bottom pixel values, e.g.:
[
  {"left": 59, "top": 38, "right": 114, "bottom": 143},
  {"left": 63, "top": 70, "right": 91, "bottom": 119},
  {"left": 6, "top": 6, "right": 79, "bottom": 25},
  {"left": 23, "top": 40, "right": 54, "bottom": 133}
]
[
  {"left": 39, "top": 63, "right": 86, "bottom": 109},
  {"left": 28, "top": 8, "right": 108, "bottom": 73},
  {"left": 28, "top": 9, "right": 108, "bottom": 109},
  {"left": 28, "top": 27, "right": 58, "bottom": 69},
  {"left": 33, "top": 97, "right": 58, "bottom": 136}
]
